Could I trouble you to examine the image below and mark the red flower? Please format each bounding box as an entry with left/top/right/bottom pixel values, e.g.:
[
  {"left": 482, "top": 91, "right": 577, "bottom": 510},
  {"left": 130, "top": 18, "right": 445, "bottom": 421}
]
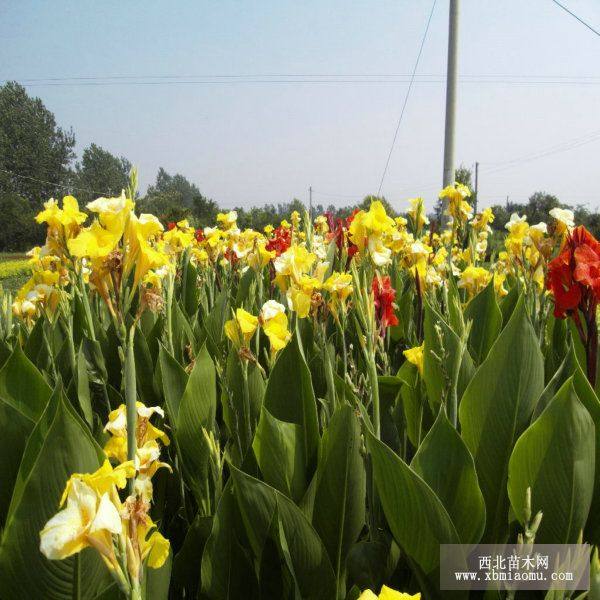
[
  {"left": 195, "top": 228, "right": 204, "bottom": 242},
  {"left": 547, "top": 226, "right": 600, "bottom": 317},
  {"left": 167, "top": 222, "right": 176, "bottom": 231},
  {"left": 372, "top": 275, "right": 399, "bottom": 332},
  {"left": 325, "top": 210, "right": 359, "bottom": 259},
  {"left": 265, "top": 226, "right": 292, "bottom": 256},
  {"left": 546, "top": 225, "right": 600, "bottom": 386}
]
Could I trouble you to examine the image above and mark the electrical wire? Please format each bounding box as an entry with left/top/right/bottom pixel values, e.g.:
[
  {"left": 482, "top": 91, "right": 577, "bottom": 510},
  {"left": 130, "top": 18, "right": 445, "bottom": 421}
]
[
  {"left": 551, "top": 0, "right": 600, "bottom": 37},
  {"left": 376, "top": 0, "right": 437, "bottom": 196}
]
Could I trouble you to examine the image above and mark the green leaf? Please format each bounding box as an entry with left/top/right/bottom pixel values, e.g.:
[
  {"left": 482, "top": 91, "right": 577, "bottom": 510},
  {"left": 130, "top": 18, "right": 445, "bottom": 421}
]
[
  {"left": 264, "top": 332, "right": 319, "bottom": 474},
  {"left": 75, "top": 345, "right": 93, "bottom": 426},
  {"left": 134, "top": 324, "right": 161, "bottom": 406},
  {"left": 0, "top": 388, "right": 110, "bottom": 599},
  {"left": 366, "top": 430, "right": 460, "bottom": 578},
  {"left": 312, "top": 405, "right": 365, "bottom": 595},
  {"left": 142, "top": 548, "right": 172, "bottom": 600},
  {"left": 508, "top": 379, "right": 595, "bottom": 543},
  {"left": 459, "top": 296, "right": 544, "bottom": 542},
  {"left": 221, "top": 350, "right": 264, "bottom": 456},
  {"left": 463, "top": 279, "right": 502, "bottom": 364},
  {"left": 231, "top": 467, "right": 336, "bottom": 600},
  {"left": 201, "top": 482, "right": 259, "bottom": 599},
  {"left": 0, "top": 342, "right": 51, "bottom": 420},
  {"left": 175, "top": 345, "right": 216, "bottom": 503},
  {"left": 253, "top": 407, "right": 307, "bottom": 502},
  {"left": 158, "top": 345, "right": 188, "bottom": 422},
  {"left": 411, "top": 409, "right": 485, "bottom": 544}
]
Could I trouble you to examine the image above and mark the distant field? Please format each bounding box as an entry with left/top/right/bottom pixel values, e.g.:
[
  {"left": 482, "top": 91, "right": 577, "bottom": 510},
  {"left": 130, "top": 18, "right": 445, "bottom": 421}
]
[{"left": 0, "top": 254, "right": 30, "bottom": 293}]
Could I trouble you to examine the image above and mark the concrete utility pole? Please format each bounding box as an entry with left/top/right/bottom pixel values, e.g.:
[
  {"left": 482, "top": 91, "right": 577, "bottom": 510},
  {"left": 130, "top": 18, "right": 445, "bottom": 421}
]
[{"left": 442, "top": 0, "right": 460, "bottom": 191}]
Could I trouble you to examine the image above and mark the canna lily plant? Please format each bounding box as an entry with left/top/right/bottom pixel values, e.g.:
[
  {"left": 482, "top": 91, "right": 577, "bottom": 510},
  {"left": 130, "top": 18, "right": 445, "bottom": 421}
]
[{"left": 0, "top": 173, "right": 598, "bottom": 599}]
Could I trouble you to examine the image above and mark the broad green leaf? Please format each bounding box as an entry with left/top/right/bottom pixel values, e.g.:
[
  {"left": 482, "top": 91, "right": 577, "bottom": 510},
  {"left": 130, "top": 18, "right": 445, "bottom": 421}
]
[
  {"left": 158, "top": 345, "right": 188, "bottom": 421},
  {"left": 75, "top": 345, "right": 93, "bottom": 426},
  {"left": 534, "top": 344, "right": 578, "bottom": 419},
  {"left": 543, "top": 313, "right": 568, "bottom": 384},
  {"left": 508, "top": 379, "right": 595, "bottom": 543},
  {"left": 0, "top": 343, "right": 51, "bottom": 420},
  {"left": 312, "top": 405, "right": 365, "bottom": 595},
  {"left": 201, "top": 482, "right": 259, "bottom": 599},
  {"left": 463, "top": 279, "right": 502, "bottom": 364},
  {"left": 176, "top": 344, "right": 216, "bottom": 503},
  {"left": 253, "top": 407, "right": 307, "bottom": 502},
  {"left": 222, "top": 350, "right": 264, "bottom": 457},
  {"left": 231, "top": 467, "right": 336, "bottom": 600},
  {"left": 0, "top": 399, "right": 35, "bottom": 527},
  {"left": 459, "top": 296, "right": 544, "bottom": 542},
  {"left": 0, "top": 388, "right": 110, "bottom": 599},
  {"left": 142, "top": 548, "right": 172, "bottom": 600},
  {"left": 366, "top": 430, "right": 460, "bottom": 577},
  {"left": 134, "top": 324, "right": 161, "bottom": 406},
  {"left": 411, "top": 409, "right": 485, "bottom": 544},
  {"left": 264, "top": 332, "right": 319, "bottom": 474},
  {"left": 499, "top": 284, "right": 519, "bottom": 327}
]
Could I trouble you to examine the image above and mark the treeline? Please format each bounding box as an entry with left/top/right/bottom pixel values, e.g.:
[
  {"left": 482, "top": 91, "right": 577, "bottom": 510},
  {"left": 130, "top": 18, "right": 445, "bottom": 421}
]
[{"left": 1, "top": 81, "right": 599, "bottom": 251}]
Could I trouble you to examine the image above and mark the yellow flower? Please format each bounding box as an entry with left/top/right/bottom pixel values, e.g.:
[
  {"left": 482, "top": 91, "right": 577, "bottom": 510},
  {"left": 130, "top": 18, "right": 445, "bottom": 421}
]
[
  {"left": 260, "top": 301, "right": 291, "bottom": 355},
  {"left": 440, "top": 183, "right": 472, "bottom": 223},
  {"left": 224, "top": 308, "right": 258, "bottom": 349},
  {"left": 403, "top": 344, "right": 424, "bottom": 375},
  {"left": 287, "top": 274, "right": 323, "bottom": 318},
  {"left": 458, "top": 265, "right": 491, "bottom": 299},
  {"left": 349, "top": 201, "right": 395, "bottom": 250},
  {"left": 407, "top": 197, "right": 429, "bottom": 230},
  {"left": 87, "top": 191, "right": 135, "bottom": 236},
  {"left": 549, "top": 207, "right": 574, "bottom": 235},
  {"left": 60, "top": 459, "right": 135, "bottom": 506},
  {"left": 472, "top": 207, "right": 494, "bottom": 232},
  {"left": 264, "top": 224, "right": 274, "bottom": 235},
  {"left": 68, "top": 220, "right": 121, "bottom": 260},
  {"left": 135, "top": 516, "right": 170, "bottom": 569},
  {"left": 359, "top": 586, "right": 420, "bottom": 600},
  {"left": 324, "top": 271, "right": 353, "bottom": 315},
  {"left": 291, "top": 210, "right": 301, "bottom": 228},
  {"left": 104, "top": 402, "right": 170, "bottom": 451},
  {"left": 274, "top": 245, "right": 317, "bottom": 290},
  {"left": 40, "top": 478, "right": 122, "bottom": 563},
  {"left": 216, "top": 211, "right": 238, "bottom": 230}
]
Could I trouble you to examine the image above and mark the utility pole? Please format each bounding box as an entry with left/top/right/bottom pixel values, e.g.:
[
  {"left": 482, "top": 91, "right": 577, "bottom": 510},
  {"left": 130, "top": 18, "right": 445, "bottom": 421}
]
[
  {"left": 441, "top": 0, "right": 460, "bottom": 221},
  {"left": 309, "top": 185, "right": 313, "bottom": 219},
  {"left": 474, "top": 161, "right": 479, "bottom": 214}
]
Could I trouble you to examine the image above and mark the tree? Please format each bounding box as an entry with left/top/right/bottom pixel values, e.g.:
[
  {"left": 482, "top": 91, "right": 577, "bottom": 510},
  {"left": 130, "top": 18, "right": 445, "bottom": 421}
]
[
  {"left": 73, "top": 144, "right": 131, "bottom": 203},
  {"left": 145, "top": 168, "right": 202, "bottom": 208},
  {"left": 0, "top": 193, "right": 45, "bottom": 251},
  {"left": 0, "top": 82, "right": 75, "bottom": 208}
]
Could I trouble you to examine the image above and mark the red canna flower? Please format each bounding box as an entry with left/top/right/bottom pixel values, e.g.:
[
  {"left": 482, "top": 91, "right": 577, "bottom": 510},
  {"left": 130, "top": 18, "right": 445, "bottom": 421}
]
[
  {"left": 167, "top": 222, "right": 176, "bottom": 231},
  {"left": 546, "top": 225, "right": 600, "bottom": 385},
  {"left": 265, "top": 226, "right": 292, "bottom": 256},
  {"left": 372, "top": 274, "right": 399, "bottom": 333},
  {"left": 195, "top": 228, "right": 204, "bottom": 243},
  {"left": 325, "top": 210, "right": 359, "bottom": 259}
]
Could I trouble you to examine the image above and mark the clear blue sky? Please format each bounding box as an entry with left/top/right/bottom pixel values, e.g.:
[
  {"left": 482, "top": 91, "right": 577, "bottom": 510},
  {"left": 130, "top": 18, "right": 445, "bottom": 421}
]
[{"left": 2, "top": 0, "right": 600, "bottom": 212}]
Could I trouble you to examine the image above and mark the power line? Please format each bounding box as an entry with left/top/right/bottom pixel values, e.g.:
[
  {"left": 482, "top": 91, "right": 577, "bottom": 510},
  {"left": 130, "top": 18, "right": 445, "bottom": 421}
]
[
  {"left": 480, "top": 130, "right": 600, "bottom": 176},
  {"left": 8, "top": 76, "right": 600, "bottom": 88},
  {"left": 0, "top": 167, "right": 111, "bottom": 197},
  {"left": 551, "top": 0, "right": 600, "bottom": 38},
  {"left": 376, "top": 0, "right": 437, "bottom": 196}
]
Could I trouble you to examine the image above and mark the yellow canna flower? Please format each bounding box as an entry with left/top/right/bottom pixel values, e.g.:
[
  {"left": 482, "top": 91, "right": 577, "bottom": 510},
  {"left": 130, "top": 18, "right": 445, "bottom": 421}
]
[
  {"left": 407, "top": 197, "right": 429, "bottom": 230},
  {"left": 68, "top": 220, "right": 121, "bottom": 260},
  {"left": 549, "top": 207, "right": 574, "bottom": 236},
  {"left": 40, "top": 477, "right": 122, "bottom": 563},
  {"left": 224, "top": 308, "right": 258, "bottom": 349},
  {"left": 403, "top": 344, "right": 424, "bottom": 376},
  {"left": 87, "top": 191, "right": 134, "bottom": 236},
  {"left": 458, "top": 265, "right": 491, "bottom": 299},
  {"left": 359, "top": 585, "right": 421, "bottom": 600},
  {"left": 60, "top": 459, "right": 135, "bottom": 506},
  {"left": 324, "top": 271, "right": 353, "bottom": 316},
  {"left": 259, "top": 301, "right": 291, "bottom": 355},
  {"left": 216, "top": 210, "right": 238, "bottom": 230}
]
